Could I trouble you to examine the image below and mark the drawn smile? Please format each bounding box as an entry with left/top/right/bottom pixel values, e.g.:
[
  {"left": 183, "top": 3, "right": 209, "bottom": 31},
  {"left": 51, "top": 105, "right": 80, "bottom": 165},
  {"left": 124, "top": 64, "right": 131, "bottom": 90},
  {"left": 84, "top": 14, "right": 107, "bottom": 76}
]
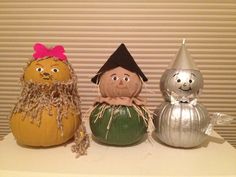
[
  {"left": 42, "top": 76, "right": 52, "bottom": 80},
  {"left": 179, "top": 87, "right": 192, "bottom": 92}
]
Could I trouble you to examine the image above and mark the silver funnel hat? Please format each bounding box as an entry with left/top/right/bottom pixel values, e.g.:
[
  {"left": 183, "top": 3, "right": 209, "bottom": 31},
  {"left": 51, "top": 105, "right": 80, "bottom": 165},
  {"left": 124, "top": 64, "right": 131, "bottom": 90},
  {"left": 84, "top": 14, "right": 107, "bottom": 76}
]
[
  {"left": 160, "top": 39, "right": 203, "bottom": 101},
  {"left": 169, "top": 39, "right": 198, "bottom": 70}
]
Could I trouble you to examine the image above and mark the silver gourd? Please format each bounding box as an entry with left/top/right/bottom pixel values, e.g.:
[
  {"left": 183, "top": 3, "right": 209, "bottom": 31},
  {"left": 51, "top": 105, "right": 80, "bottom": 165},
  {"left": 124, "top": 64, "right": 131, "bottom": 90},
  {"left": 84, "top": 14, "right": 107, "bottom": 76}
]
[
  {"left": 154, "top": 102, "right": 210, "bottom": 148},
  {"left": 153, "top": 40, "right": 211, "bottom": 148}
]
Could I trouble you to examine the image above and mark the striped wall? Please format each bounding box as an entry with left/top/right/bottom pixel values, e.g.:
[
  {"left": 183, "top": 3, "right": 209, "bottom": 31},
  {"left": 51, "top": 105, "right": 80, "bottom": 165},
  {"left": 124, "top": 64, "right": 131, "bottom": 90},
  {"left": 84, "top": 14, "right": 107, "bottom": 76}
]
[{"left": 0, "top": 0, "right": 236, "bottom": 147}]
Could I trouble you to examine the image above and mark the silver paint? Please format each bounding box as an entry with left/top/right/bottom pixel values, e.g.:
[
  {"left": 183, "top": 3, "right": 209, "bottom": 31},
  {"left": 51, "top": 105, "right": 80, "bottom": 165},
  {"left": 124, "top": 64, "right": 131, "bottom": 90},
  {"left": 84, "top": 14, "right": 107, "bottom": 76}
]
[
  {"left": 160, "top": 69, "right": 203, "bottom": 101},
  {"left": 153, "top": 102, "right": 210, "bottom": 148}
]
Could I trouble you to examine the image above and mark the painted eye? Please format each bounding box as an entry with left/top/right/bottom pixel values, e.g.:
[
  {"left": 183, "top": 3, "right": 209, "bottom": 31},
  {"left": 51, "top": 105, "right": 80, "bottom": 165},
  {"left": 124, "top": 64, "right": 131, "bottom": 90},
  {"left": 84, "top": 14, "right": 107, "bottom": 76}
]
[
  {"left": 51, "top": 68, "right": 59, "bottom": 73},
  {"left": 111, "top": 75, "right": 119, "bottom": 81},
  {"left": 189, "top": 79, "right": 193, "bottom": 83},
  {"left": 123, "top": 76, "right": 130, "bottom": 82},
  {"left": 36, "top": 67, "right": 44, "bottom": 72},
  {"left": 177, "top": 79, "right": 181, "bottom": 83}
]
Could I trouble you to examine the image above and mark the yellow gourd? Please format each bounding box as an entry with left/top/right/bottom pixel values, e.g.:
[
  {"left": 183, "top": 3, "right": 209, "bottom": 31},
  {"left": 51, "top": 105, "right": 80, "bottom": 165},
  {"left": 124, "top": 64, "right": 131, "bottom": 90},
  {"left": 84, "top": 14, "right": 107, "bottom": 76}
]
[
  {"left": 10, "top": 106, "right": 79, "bottom": 147},
  {"left": 10, "top": 44, "right": 81, "bottom": 147}
]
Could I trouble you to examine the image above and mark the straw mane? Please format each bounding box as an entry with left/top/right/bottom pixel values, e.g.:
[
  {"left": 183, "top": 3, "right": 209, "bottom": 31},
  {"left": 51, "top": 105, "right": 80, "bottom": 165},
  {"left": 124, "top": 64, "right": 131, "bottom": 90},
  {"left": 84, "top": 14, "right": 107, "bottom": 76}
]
[{"left": 11, "top": 59, "right": 81, "bottom": 132}]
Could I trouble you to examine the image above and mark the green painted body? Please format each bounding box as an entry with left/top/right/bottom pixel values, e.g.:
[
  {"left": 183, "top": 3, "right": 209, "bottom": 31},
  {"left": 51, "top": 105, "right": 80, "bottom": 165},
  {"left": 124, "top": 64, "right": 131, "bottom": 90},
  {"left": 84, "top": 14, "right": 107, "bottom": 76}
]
[{"left": 89, "top": 104, "right": 148, "bottom": 146}]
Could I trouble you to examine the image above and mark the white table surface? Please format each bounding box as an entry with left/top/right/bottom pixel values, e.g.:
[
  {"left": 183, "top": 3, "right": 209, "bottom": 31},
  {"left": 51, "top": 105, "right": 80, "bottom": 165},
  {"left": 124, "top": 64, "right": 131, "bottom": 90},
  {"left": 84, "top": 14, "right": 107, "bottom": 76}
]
[{"left": 1, "top": 128, "right": 236, "bottom": 177}]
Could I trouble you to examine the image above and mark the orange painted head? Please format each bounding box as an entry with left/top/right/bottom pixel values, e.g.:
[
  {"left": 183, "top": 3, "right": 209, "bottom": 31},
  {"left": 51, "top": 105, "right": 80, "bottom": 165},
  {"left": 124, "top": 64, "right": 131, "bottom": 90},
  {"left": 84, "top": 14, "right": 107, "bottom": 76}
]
[
  {"left": 23, "top": 43, "right": 71, "bottom": 84},
  {"left": 24, "top": 58, "right": 71, "bottom": 84}
]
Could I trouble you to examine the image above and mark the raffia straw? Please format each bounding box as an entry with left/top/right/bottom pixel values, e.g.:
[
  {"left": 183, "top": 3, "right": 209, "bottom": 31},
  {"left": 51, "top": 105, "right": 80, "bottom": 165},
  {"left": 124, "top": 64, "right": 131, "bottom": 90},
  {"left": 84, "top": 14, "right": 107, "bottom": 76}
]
[
  {"left": 126, "top": 106, "right": 132, "bottom": 118},
  {"left": 97, "top": 104, "right": 108, "bottom": 118},
  {"left": 132, "top": 104, "right": 150, "bottom": 126},
  {"left": 93, "top": 105, "right": 103, "bottom": 123},
  {"left": 84, "top": 105, "right": 97, "bottom": 120},
  {"left": 91, "top": 104, "right": 152, "bottom": 140},
  {"left": 105, "top": 106, "right": 115, "bottom": 139},
  {"left": 141, "top": 106, "right": 153, "bottom": 120},
  {"left": 71, "top": 122, "right": 90, "bottom": 158},
  {"left": 114, "top": 105, "right": 121, "bottom": 115},
  {"left": 10, "top": 58, "right": 81, "bottom": 136}
]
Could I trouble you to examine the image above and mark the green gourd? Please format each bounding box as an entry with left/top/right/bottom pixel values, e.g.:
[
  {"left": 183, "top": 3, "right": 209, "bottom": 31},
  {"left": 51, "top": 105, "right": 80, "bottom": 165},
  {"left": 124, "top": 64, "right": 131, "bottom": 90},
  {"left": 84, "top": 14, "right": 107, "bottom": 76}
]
[{"left": 90, "top": 104, "right": 148, "bottom": 146}]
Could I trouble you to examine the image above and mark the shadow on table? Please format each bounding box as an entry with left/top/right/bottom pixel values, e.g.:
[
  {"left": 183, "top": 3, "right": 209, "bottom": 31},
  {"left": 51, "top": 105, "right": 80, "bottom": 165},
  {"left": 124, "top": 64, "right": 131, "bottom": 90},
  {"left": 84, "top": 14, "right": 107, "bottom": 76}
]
[
  {"left": 151, "top": 131, "right": 225, "bottom": 149},
  {"left": 201, "top": 135, "right": 225, "bottom": 147},
  {"left": 91, "top": 133, "right": 148, "bottom": 147},
  {"left": 15, "top": 137, "right": 75, "bottom": 150}
]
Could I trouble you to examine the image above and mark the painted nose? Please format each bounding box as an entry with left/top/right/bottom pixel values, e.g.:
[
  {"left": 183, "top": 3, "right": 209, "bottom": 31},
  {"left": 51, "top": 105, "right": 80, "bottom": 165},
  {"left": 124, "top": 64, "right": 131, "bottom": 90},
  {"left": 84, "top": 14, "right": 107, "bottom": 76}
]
[
  {"left": 183, "top": 82, "right": 187, "bottom": 87},
  {"left": 119, "top": 80, "right": 123, "bottom": 85},
  {"left": 43, "top": 72, "right": 50, "bottom": 76}
]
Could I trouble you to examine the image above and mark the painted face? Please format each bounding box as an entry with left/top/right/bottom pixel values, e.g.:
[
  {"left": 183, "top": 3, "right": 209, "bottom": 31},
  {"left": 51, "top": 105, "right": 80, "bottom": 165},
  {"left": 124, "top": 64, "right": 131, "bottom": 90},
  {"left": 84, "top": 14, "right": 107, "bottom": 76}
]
[
  {"left": 24, "top": 58, "right": 71, "bottom": 84},
  {"left": 161, "top": 69, "right": 203, "bottom": 98},
  {"left": 99, "top": 67, "right": 142, "bottom": 97}
]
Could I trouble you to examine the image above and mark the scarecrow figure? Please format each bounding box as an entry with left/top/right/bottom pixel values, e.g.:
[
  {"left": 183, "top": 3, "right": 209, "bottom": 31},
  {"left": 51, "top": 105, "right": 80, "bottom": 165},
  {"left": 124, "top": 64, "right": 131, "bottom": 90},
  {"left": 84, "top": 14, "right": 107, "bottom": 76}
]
[{"left": 90, "top": 43, "right": 150, "bottom": 146}]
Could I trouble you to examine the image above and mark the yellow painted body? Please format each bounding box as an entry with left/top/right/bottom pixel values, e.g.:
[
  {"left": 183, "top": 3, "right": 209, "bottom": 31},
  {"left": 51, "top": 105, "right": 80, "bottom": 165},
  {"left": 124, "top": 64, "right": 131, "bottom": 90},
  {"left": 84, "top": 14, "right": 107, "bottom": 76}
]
[{"left": 10, "top": 106, "right": 80, "bottom": 147}]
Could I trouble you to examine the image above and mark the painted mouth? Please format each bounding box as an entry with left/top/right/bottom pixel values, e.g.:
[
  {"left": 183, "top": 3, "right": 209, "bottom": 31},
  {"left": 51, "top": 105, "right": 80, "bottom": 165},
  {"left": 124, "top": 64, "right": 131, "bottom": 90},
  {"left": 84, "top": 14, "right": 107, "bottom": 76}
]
[
  {"left": 179, "top": 87, "right": 192, "bottom": 92},
  {"left": 42, "top": 77, "right": 51, "bottom": 80}
]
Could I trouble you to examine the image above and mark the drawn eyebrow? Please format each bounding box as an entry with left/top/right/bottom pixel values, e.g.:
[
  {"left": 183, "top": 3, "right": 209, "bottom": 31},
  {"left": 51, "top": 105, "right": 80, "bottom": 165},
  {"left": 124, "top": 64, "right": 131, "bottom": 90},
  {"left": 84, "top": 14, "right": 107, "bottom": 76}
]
[
  {"left": 172, "top": 73, "right": 179, "bottom": 77},
  {"left": 35, "top": 63, "right": 43, "bottom": 67},
  {"left": 191, "top": 73, "right": 196, "bottom": 77},
  {"left": 124, "top": 74, "right": 130, "bottom": 77},
  {"left": 110, "top": 73, "right": 116, "bottom": 77},
  {"left": 51, "top": 64, "right": 59, "bottom": 67}
]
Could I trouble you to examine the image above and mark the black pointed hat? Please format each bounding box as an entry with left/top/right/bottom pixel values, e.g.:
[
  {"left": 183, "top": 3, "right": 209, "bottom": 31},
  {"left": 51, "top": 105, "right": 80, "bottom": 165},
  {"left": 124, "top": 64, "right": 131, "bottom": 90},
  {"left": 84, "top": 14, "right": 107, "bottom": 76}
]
[{"left": 91, "top": 43, "right": 148, "bottom": 84}]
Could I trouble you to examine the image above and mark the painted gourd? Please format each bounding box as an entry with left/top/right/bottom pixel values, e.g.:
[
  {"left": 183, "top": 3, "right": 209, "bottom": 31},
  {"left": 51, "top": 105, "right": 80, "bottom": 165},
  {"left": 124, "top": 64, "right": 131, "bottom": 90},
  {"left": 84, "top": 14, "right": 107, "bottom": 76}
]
[
  {"left": 153, "top": 41, "right": 210, "bottom": 148},
  {"left": 90, "top": 44, "right": 150, "bottom": 146},
  {"left": 160, "top": 69, "right": 203, "bottom": 101},
  {"left": 153, "top": 102, "right": 210, "bottom": 148},
  {"left": 11, "top": 106, "right": 79, "bottom": 146},
  {"left": 10, "top": 44, "right": 81, "bottom": 147},
  {"left": 90, "top": 104, "right": 148, "bottom": 145}
]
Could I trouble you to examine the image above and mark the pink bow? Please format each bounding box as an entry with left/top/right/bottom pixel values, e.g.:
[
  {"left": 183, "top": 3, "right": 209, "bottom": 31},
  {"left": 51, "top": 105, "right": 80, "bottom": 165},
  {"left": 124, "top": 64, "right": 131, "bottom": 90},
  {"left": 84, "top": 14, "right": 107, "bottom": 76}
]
[{"left": 33, "top": 43, "right": 67, "bottom": 61}]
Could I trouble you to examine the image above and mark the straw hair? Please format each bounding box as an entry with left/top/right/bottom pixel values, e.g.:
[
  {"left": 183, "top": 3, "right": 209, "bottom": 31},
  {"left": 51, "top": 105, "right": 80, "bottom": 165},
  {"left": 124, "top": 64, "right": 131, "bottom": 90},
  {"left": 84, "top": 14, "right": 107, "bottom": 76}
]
[{"left": 11, "top": 59, "right": 81, "bottom": 132}]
